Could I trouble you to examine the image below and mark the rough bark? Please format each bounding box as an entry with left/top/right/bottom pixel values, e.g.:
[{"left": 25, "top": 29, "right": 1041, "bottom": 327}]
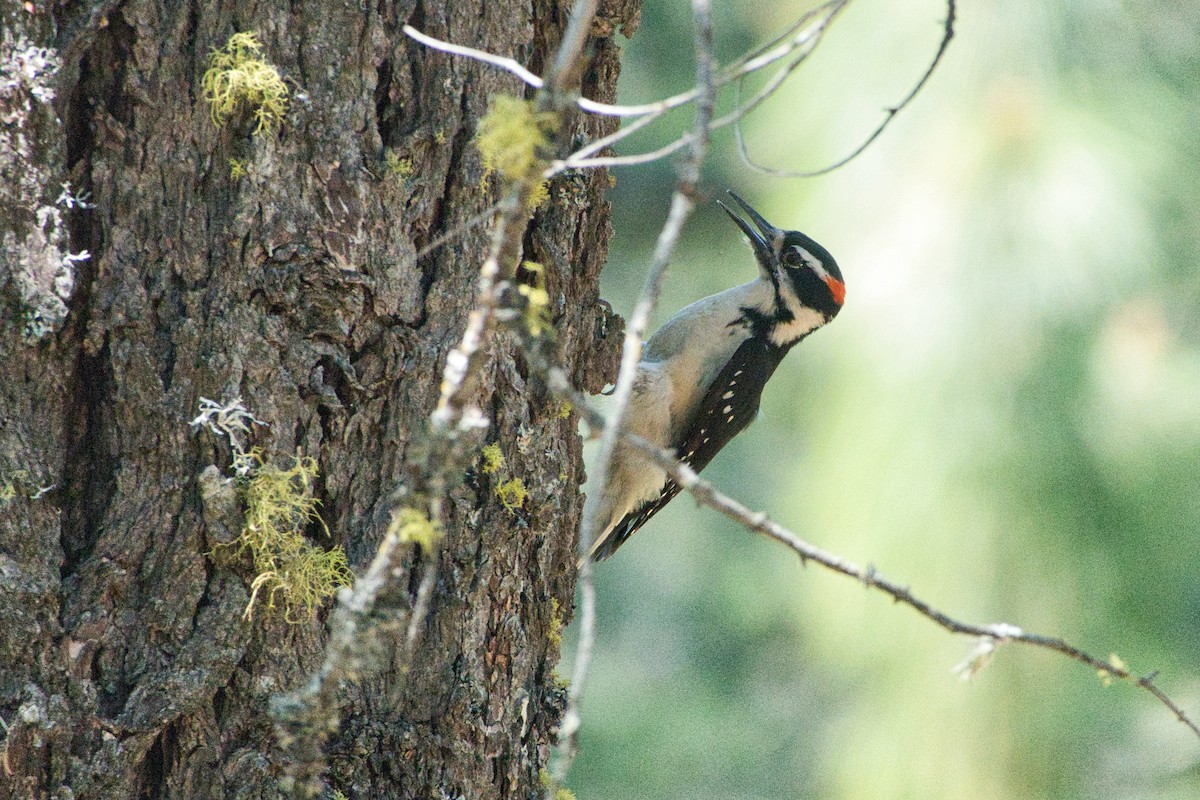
[{"left": 1, "top": 1, "right": 637, "bottom": 797}]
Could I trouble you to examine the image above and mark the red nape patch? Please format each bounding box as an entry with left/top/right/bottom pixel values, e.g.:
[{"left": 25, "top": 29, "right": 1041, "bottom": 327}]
[{"left": 824, "top": 276, "right": 846, "bottom": 306}]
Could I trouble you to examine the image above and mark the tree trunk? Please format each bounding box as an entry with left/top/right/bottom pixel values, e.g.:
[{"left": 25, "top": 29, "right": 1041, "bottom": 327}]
[{"left": 1, "top": 1, "right": 636, "bottom": 797}]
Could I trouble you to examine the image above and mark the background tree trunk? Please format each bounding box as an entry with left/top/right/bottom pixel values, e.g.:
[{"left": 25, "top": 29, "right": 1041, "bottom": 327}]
[{"left": 1, "top": 1, "right": 636, "bottom": 797}]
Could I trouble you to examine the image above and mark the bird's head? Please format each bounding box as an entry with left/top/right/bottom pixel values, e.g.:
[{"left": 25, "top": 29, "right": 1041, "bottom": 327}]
[{"left": 718, "top": 191, "right": 845, "bottom": 322}]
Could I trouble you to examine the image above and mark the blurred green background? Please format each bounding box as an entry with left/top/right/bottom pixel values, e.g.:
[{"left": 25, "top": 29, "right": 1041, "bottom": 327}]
[{"left": 565, "top": 1, "right": 1200, "bottom": 798}]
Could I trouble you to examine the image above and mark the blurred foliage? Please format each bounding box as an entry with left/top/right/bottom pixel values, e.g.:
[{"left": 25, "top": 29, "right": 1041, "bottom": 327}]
[{"left": 568, "top": 1, "right": 1200, "bottom": 798}]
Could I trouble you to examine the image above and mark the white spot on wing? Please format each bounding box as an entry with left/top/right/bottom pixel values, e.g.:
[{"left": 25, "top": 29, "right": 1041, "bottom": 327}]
[{"left": 722, "top": 391, "right": 734, "bottom": 399}]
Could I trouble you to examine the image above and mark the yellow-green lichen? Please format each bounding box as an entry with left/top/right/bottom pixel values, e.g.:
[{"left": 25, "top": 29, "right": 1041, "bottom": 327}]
[
  {"left": 557, "top": 788, "right": 577, "bottom": 800},
  {"left": 548, "top": 597, "right": 564, "bottom": 650},
  {"left": 495, "top": 477, "right": 529, "bottom": 513},
  {"left": 232, "top": 451, "right": 351, "bottom": 622},
  {"left": 518, "top": 261, "right": 554, "bottom": 339},
  {"left": 388, "top": 507, "right": 443, "bottom": 550},
  {"left": 201, "top": 31, "right": 289, "bottom": 134},
  {"left": 0, "top": 470, "right": 32, "bottom": 504},
  {"left": 481, "top": 441, "right": 530, "bottom": 515},
  {"left": 480, "top": 443, "right": 507, "bottom": 475},
  {"left": 527, "top": 179, "right": 549, "bottom": 209},
  {"left": 475, "top": 95, "right": 556, "bottom": 186},
  {"left": 556, "top": 402, "right": 572, "bottom": 419},
  {"left": 228, "top": 158, "right": 248, "bottom": 179},
  {"left": 385, "top": 150, "right": 414, "bottom": 179}
]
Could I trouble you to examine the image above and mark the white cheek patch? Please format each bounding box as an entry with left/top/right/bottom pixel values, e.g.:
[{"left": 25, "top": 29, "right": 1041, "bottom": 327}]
[
  {"left": 770, "top": 278, "right": 826, "bottom": 346},
  {"left": 770, "top": 306, "right": 825, "bottom": 346}
]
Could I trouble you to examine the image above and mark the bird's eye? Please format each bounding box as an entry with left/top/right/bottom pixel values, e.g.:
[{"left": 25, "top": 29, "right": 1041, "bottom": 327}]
[{"left": 782, "top": 247, "right": 808, "bottom": 269}]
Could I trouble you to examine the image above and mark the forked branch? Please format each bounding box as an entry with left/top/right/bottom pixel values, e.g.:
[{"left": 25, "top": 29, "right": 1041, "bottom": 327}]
[{"left": 404, "top": 1, "right": 956, "bottom": 178}]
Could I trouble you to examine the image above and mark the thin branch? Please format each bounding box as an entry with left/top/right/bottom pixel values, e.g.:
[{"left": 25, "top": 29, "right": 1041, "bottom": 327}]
[
  {"left": 551, "top": 3, "right": 843, "bottom": 171},
  {"left": 402, "top": 560, "right": 438, "bottom": 662},
  {"left": 553, "top": 0, "right": 718, "bottom": 788},
  {"left": 403, "top": 25, "right": 545, "bottom": 92},
  {"left": 736, "top": 0, "right": 957, "bottom": 177},
  {"left": 576, "top": 0, "right": 716, "bottom": 580},
  {"left": 542, "top": 0, "right": 605, "bottom": 102},
  {"left": 404, "top": 23, "right": 651, "bottom": 117},
  {"left": 549, "top": 551, "right": 594, "bottom": 784},
  {"left": 404, "top": 2, "right": 618, "bottom": 112},
  {"left": 428, "top": 187, "right": 530, "bottom": 431},
  {"left": 278, "top": 2, "right": 606, "bottom": 794},
  {"left": 555, "top": 3, "right": 844, "bottom": 172},
  {"left": 410, "top": 201, "right": 504, "bottom": 263},
  {"left": 529, "top": 359, "right": 1200, "bottom": 742},
  {"left": 665, "top": 454, "right": 1200, "bottom": 739},
  {"left": 408, "top": 1, "right": 947, "bottom": 182},
  {"left": 406, "top": 3, "right": 844, "bottom": 176},
  {"left": 429, "top": 0, "right": 601, "bottom": 433},
  {"left": 405, "top": 2, "right": 843, "bottom": 121}
]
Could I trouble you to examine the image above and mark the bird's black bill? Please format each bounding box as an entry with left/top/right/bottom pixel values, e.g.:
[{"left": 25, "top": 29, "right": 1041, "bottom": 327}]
[{"left": 717, "top": 191, "right": 779, "bottom": 266}]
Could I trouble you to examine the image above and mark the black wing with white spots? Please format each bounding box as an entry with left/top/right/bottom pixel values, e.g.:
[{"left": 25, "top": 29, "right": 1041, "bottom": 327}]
[{"left": 592, "top": 336, "right": 789, "bottom": 560}]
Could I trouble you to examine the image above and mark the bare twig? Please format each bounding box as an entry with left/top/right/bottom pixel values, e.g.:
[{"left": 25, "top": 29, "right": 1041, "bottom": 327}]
[
  {"left": 279, "top": 2, "right": 607, "bottom": 794},
  {"left": 402, "top": 0, "right": 948, "bottom": 267},
  {"left": 428, "top": 188, "right": 531, "bottom": 431},
  {"left": 410, "top": 201, "right": 504, "bottom": 263},
  {"left": 402, "top": 0, "right": 942, "bottom": 294},
  {"left": 403, "top": 561, "right": 438, "bottom": 662},
  {"left": 404, "top": 24, "right": 648, "bottom": 117},
  {"left": 542, "top": 0, "right": 603, "bottom": 98},
  {"left": 666, "top": 454, "right": 1199, "bottom": 738},
  {"left": 528, "top": 356, "right": 1200, "bottom": 743},
  {"left": 406, "top": 2, "right": 842, "bottom": 122},
  {"left": 736, "top": 0, "right": 957, "bottom": 177},
  {"left": 577, "top": 0, "right": 717, "bottom": 558},
  {"left": 555, "top": 1, "right": 843, "bottom": 166},
  {"left": 405, "top": 4, "right": 845, "bottom": 176},
  {"left": 554, "top": 3, "right": 845, "bottom": 172},
  {"left": 549, "top": 550, "right": 595, "bottom": 785},
  {"left": 403, "top": 25, "right": 545, "bottom": 94},
  {"left": 552, "top": 0, "right": 718, "bottom": 789},
  {"left": 430, "top": 0, "right": 601, "bottom": 431}
]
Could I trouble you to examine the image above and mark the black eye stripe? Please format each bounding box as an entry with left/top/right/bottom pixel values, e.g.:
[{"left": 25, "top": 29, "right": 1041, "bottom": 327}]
[{"left": 784, "top": 244, "right": 820, "bottom": 269}]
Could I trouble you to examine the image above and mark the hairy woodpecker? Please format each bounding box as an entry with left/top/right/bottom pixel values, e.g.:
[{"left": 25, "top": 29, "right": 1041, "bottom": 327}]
[{"left": 587, "top": 191, "right": 845, "bottom": 561}]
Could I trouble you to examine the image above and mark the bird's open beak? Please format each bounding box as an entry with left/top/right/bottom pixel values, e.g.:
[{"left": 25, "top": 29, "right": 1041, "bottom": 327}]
[{"left": 718, "top": 191, "right": 780, "bottom": 269}]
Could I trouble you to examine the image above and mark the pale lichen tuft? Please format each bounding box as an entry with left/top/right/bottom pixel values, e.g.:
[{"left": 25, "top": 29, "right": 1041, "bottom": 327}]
[
  {"left": 201, "top": 32, "right": 289, "bottom": 134},
  {"left": 494, "top": 478, "right": 529, "bottom": 513},
  {"left": 387, "top": 507, "right": 443, "bottom": 550},
  {"left": 475, "top": 95, "right": 556, "bottom": 186}
]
